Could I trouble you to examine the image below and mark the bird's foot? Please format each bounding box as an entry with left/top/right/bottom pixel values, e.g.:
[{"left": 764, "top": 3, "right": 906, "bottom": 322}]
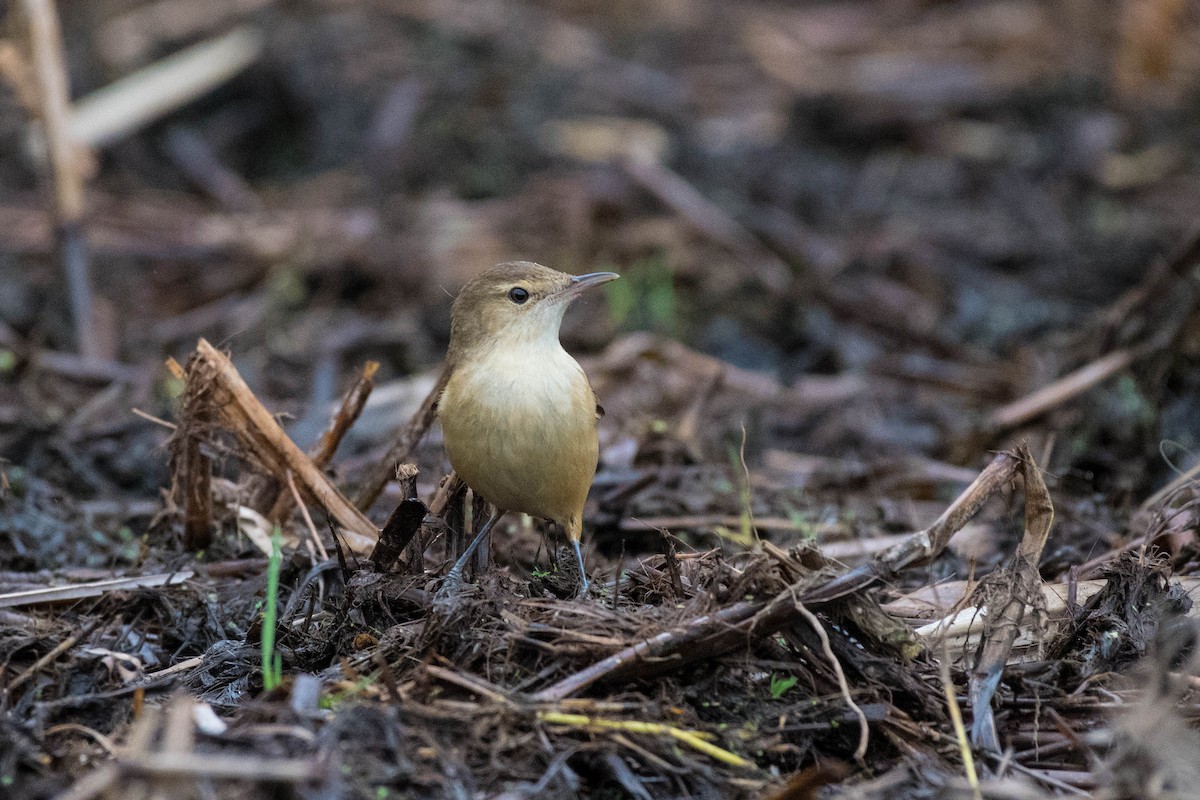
[
  {"left": 431, "top": 565, "right": 471, "bottom": 617},
  {"left": 429, "top": 512, "right": 501, "bottom": 618}
]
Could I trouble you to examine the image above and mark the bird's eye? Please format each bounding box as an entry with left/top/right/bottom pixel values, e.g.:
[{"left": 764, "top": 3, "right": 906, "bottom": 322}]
[{"left": 508, "top": 287, "right": 530, "bottom": 304}]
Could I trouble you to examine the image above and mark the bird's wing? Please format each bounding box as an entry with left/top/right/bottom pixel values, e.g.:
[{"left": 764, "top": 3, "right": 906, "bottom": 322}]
[{"left": 430, "top": 362, "right": 452, "bottom": 418}]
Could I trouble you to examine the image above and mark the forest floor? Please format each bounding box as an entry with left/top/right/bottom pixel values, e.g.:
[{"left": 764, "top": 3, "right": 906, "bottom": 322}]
[{"left": 4, "top": 1, "right": 1200, "bottom": 798}]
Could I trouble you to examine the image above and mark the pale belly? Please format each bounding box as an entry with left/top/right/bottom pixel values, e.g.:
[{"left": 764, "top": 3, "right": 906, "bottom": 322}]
[{"left": 440, "top": 349, "right": 598, "bottom": 527}]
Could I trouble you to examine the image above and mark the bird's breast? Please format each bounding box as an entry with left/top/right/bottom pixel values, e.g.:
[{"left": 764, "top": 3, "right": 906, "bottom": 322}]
[{"left": 439, "top": 344, "right": 599, "bottom": 524}]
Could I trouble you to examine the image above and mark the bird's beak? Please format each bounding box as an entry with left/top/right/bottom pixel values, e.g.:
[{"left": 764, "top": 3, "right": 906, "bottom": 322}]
[{"left": 554, "top": 271, "right": 619, "bottom": 301}]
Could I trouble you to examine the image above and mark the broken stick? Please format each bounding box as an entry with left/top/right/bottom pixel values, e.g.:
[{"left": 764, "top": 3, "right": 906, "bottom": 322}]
[{"left": 182, "top": 339, "right": 378, "bottom": 553}]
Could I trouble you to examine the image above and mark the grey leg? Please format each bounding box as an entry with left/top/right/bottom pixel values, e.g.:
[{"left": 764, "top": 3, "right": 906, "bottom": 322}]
[
  {"left": 442, "top": 508, "right": 504, "bottom": 589},
  {"left": 570, "top": 539, "right": 590, "bottom": 596}
]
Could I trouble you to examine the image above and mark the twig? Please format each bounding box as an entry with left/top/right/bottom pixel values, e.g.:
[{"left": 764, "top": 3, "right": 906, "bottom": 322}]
[
  {"left": 535, "top": 450, "right": 1027, "bottom": 700},
  {"left": 69, "top": 27, "right": 263, "bottom": 147},
  {"left": 122, "top": 752, "right": 322, "bottom": 781},
  {"left": 0, "top": 571, "right": 193, "bottom": 609},
  {"left": 1090, "top": 225, "right": 1200, "bottom": 336},
  {"left": 32, "top": 350, "right": 140, "bottom": 382},
  {"left": 311, "top": 361, "right": 381, "bottom": 469},
  {"left": 623, "top": 159, "right": 791, "bottom": 291},
  {"left": 131, "top": 407, "right": 177, "bottom": 429},
  {"left": 51, "top": 763, "right": 119, "bottom": 800},
  {"left": 425, "top": 663, "right": 512, "bottom": 705},
  {"left": 802, "top": 450, "right": 1022, "bottom": 604},
  {"left": 7, "top": 618, "right": 102, "bottom": 696},
  {"left": 968, "top": 443, "right": 1054, "bottom": 751},
  {"left": 538, "top": 711, "right": 750, "bottom": 769},
  {"left": 987, "top": 345, "right": 1150, "bottom": 432},
  {"left": 163, "top": 125, "right": 260, "bottom": 211},
  {"left": 353, "top": 366, "right": 445, "bottom": 511},
  {"left": 285, "top": 469, "right": 328, "bottom": 561},
  {"left": 791, "top": 596, "right": 869, "bottom": 761},
  {"left": 1134, "top": 458, "right": 1200, "bottom": 536},
  {"left": 620, "top": 515, "right": 848, "bottom": 534},
  {"left": 531, "top": 602, "right": 763, "bottom": 701},
  {"left": 44, "top": 724, "right": 118, "bottom": 755}
]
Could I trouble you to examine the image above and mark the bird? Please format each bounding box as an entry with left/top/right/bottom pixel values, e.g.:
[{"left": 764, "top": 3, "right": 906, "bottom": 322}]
[{"left": 434, "top": 261, "right": 618, "bottom": 596}]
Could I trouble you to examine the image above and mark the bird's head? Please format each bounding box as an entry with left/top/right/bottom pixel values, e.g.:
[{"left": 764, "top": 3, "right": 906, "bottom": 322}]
[{"left": 448, "top": 262, "right": 618, "bottom": 359}]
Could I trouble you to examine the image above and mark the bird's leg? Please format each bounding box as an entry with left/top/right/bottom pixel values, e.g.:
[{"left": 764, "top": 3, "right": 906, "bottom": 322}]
[
  {"left": 439, "top": 507, "right": 505, "bottom": 596},
  {"left": 471, "top": 495, "right": 492, "bottom": 577},
  {"left": 570, "top": 538, "right": 590, "bottom": 597}
]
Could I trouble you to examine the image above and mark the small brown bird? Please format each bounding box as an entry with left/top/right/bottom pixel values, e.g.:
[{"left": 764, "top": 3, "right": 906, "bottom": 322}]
[{"left": 436, "top": 262, "right": 618, "bottom": 594}]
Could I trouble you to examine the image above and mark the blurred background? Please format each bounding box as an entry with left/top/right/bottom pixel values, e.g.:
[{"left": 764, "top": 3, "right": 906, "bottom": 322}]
[{"left": 3, "top": 0, "right": 1200, "bottom": 567}]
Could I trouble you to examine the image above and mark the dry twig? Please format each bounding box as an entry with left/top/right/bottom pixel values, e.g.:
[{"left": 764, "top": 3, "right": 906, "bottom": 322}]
[
  {"left": 354, "top": 367, "right": 445, "bottom": 511},
  {"left": 0, "top": 571, "right": 193, "bottom": 609},
  {"left": 967, "top": 444, "right": 1054, "bottom": 751}
]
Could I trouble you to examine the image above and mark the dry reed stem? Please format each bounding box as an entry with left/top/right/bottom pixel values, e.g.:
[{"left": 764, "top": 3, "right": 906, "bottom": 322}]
[{"left": 18, "top": 0, "right": 97, "bottom": 359}]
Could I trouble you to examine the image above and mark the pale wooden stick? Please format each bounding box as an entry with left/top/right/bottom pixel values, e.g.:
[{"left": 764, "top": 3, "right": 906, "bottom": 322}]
[
  {"left": 286, "top": 468, "right": 328, "bottom": 561},
  {"left": 0, "top": 571, "right": 194, "bottom": 609},
  {"left": 987, "top": 346, "right": 1147, "bottom": 431},
  {"left": 69, "top": 27, "right": 263, "bottom": 147}
]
